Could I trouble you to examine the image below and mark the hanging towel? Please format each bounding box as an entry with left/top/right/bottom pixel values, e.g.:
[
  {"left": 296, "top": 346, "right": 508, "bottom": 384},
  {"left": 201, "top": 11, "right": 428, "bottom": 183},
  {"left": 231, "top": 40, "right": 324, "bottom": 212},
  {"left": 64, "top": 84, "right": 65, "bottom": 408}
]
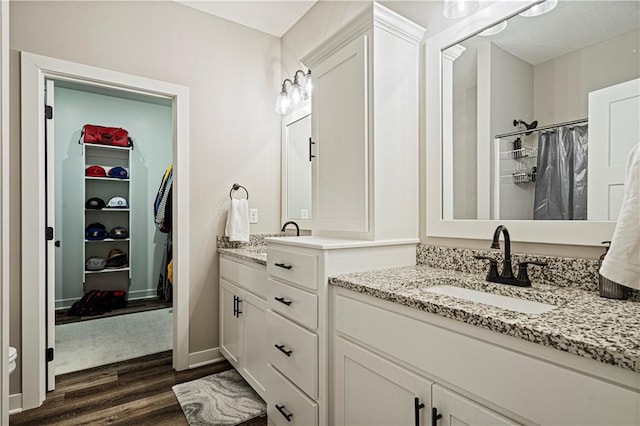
[
  {"left": 225, "top": 199, "right": 250, "bottom": 242},
  {"left": 600, "top": 143, "right": 640, "bottom": 290}
]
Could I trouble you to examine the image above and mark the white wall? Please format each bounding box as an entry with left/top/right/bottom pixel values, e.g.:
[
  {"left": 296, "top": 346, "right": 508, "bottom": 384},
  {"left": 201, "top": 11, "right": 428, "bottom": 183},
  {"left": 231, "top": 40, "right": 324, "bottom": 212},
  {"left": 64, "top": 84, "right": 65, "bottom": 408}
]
[
  {"left": 9, "top": 0, "right": 281, "bottom": 395},
  {"left": 487, "top": 43, "right": 535, "bottom": 220},
  {"left": 53, "top": 85, "right": 172, "bottom": 308},
  {"left": 534, "top": 29, "right": 640, "bottom": 126}
]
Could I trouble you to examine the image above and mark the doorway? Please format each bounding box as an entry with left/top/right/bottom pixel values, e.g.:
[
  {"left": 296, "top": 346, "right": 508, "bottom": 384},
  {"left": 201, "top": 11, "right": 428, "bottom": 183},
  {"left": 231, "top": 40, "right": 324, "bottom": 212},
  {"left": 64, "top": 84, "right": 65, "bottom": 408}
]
[
  {"left": 20, "top": 52, "right": 190, "bottom": 410},
  {"left": 50, "top": 79, "right": 174, "bottom": 376}
]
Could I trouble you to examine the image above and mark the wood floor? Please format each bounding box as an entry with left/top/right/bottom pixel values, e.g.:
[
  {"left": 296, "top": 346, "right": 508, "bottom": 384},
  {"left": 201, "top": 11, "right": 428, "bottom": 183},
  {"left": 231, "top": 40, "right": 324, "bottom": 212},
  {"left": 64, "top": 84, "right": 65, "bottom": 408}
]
[
  {"left": 55, "top": 298, "right": 173, "bottom": 325},
  {"left": 10, "top": 351, "right": 268, "bottom": 426}
]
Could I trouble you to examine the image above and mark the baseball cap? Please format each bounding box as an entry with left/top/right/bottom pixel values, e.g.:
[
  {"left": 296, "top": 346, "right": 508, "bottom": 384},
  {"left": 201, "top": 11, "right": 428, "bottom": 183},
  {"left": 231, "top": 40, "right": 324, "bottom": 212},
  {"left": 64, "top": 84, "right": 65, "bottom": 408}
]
[
  {"left": 85, "top": 197, "right": 106, "bottom": 210},
  {"left": 106, "top": 196, "right": 128, "bottom": 208},
  {"left": 85, "top": 222, "right": 107, "bottom": 240},
  {"left": 85, "top": 165, "right": 107, "bottom": 177},
  {"left": 108, "top": 166, "right": 128, "bottom": 179},
  {"left": 106, "top": 249, "right": 128, "bottom": 268},
  {"left": 85, "top": 256, "right": 106, "bottom": 271},
  {"left": 108, "top": 226, "right": 129, "bottom": 239}
]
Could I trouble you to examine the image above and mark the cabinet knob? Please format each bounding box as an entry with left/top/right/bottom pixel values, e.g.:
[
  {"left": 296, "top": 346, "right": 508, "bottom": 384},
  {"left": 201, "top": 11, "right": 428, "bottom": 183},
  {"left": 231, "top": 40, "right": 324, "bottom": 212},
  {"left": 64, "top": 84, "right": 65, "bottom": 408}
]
[{"left": 275, "top": 404, "right": 293, "bottom": 422}]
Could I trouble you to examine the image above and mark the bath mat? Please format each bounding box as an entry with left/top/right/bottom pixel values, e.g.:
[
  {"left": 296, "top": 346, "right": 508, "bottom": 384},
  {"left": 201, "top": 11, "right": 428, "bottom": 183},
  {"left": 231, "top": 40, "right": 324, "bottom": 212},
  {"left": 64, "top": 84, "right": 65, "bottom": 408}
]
[{"left": 173, "top": 369, "right": 266, "bottom": 426}]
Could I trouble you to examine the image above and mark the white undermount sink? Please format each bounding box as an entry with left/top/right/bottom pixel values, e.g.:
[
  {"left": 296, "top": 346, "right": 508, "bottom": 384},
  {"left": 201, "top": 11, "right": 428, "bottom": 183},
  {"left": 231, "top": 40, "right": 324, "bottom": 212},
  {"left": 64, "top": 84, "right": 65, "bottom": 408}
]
[{"left": 424, "top": 285, "right": 557, "bottom": 314}]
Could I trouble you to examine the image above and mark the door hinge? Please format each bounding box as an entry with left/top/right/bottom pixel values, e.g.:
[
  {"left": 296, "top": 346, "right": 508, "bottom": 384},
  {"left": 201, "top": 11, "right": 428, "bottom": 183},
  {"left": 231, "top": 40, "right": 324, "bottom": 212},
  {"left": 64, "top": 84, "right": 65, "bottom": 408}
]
[
  {"left": 46, "top": 347, "right": 54, "bottom": 362},
  {"left": 45, "top": 105, "right": 53, "bottom": 120},
  {"left": 46, "top": 226, "right": 54, "bottom": 241}
]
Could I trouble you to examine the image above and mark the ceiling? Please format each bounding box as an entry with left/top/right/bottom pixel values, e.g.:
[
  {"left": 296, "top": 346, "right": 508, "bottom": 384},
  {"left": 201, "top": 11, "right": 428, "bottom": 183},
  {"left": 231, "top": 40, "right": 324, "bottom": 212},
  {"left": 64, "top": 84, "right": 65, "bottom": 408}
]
[{"left": 176, "top": 1, "right": 317, "bottom": 37}]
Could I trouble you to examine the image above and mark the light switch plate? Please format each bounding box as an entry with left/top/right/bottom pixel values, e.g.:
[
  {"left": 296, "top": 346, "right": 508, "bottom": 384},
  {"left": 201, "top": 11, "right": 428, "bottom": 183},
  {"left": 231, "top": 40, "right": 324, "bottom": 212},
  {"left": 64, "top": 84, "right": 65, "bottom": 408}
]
[{"left": 249, "top": 209, "right": 258, "bottom": 224}]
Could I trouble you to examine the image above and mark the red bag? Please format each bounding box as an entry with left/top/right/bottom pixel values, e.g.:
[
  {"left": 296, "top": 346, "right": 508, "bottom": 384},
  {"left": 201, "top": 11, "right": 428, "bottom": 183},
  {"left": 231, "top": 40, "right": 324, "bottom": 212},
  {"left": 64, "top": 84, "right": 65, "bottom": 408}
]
[{"left": 80, "top": 124, "right": 133, "bottom": 148}]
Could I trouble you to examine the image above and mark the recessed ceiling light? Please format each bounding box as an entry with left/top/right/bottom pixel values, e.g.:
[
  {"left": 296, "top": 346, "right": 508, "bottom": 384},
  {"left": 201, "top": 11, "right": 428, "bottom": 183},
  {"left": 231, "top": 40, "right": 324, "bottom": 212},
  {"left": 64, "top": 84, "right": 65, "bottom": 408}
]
[
  {"left": 519, "top": 0, "right": 558, "bottom": 17},
  {"left": 479, "top": 21, "right": 508, "bottom": 37}
]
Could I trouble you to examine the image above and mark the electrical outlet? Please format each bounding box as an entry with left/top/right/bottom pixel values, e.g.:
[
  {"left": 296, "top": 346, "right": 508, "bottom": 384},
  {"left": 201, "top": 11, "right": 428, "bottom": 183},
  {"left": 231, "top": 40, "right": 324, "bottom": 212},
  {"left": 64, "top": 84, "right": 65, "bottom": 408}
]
[
  {"left": 249, "top": 209, "right": 258, "bottom": 224},
  {"left": 301, "top": 209, "right": 309, "bottom": 219}
]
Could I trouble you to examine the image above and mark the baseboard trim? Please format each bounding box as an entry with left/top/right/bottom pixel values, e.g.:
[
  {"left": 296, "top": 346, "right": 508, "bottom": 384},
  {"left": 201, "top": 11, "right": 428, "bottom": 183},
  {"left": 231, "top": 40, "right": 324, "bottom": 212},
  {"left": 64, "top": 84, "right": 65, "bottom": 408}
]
[
  {"left": 188, "top": 347, "right": 225, "bottom": 369},
  {"left": 9, "top": 393, "right": 22, "bottom": 415}
]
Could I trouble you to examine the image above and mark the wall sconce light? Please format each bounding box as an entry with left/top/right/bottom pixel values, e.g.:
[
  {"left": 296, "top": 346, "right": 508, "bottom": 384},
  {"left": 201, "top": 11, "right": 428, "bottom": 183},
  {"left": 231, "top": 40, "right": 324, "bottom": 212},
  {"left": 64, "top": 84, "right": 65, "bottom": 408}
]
[
  {"left": 275, "top": 69, "right": 312, "bottom": 115},
  {"left": 443, "top": 0, "right": 479, "bottom": 19}
]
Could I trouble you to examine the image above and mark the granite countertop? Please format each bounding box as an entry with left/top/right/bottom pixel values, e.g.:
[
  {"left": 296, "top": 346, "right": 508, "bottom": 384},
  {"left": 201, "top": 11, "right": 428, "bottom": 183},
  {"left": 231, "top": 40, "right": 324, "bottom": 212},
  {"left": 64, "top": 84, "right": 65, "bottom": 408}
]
[
  {"left": 329, "top": 266, "right": 640, "bottom": 373},
  {"left": 218, "top": 247, "right": 267, "bottom": 266}
]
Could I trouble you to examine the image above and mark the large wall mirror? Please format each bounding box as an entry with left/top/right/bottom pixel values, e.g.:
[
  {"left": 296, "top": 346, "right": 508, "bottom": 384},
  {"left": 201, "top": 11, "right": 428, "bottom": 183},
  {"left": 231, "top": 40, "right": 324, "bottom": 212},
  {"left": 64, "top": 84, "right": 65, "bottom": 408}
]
[
  {"left": 281, "top": 104, "right": 312, "bottom": 229},
  {"left": 426, "top": 0, "right": 640, "bottom": 245}
]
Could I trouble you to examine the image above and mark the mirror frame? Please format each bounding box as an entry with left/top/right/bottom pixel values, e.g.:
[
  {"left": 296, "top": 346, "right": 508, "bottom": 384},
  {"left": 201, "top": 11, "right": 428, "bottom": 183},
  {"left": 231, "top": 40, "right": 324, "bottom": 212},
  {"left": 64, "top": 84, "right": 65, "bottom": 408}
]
[
  {"left": 424, "top": 0, "right": 616, "bottom": 246},
  {"left": 281, "top": 103, "right": 312, "bottom": 230}
]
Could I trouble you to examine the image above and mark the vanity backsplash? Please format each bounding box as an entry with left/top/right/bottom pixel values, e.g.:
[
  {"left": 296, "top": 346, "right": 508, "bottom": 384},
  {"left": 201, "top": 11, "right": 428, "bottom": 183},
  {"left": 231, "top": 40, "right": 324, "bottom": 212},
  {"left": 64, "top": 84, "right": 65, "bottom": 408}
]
[
  {"left": 216, "top": 233, "right": 282, "bottom": 249},
  {"left": 417, "top": 244, "right": 639, "bottom": 300}
]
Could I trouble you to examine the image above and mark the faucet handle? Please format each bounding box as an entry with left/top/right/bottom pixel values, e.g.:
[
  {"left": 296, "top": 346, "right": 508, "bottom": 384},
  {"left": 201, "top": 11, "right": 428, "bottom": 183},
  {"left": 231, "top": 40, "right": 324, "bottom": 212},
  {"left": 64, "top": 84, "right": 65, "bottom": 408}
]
[
  {"left": 474, "top": 255, "right": 499, "bottom": 278},
  {"left": 516, "top": 261, "right": 548, "bottom": 286}
]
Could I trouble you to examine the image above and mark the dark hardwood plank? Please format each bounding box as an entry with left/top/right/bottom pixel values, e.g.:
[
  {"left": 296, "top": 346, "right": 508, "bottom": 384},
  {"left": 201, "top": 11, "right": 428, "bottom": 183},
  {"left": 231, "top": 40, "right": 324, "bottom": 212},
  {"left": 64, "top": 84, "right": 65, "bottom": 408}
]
[{"left": 10, "top": 351, "right": 267, "bottom": 426}]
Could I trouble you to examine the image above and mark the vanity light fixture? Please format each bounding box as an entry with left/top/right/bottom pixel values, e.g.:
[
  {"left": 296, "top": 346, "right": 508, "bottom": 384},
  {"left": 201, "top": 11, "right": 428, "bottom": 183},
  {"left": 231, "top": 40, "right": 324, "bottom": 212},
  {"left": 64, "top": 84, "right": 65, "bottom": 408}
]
[
  {"left": 443, "top": 0, "right": 479, "bottom": 19},
  {"left": 519, "top": 0, "right": 557, "bottom": 17},
  {"left": 276, "top": 69, "right": 312, "bottom": 115},
  {"left": 478, "top": 20, "right": 508, "bottom": 37}
]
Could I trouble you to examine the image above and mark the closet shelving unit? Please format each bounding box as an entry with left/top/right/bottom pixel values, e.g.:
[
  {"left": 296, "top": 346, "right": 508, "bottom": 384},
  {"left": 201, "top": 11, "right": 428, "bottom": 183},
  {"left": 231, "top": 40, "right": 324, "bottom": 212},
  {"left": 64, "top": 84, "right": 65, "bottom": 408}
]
[{"left": 83, "top": 143, "right": 132, "bottom": 293}]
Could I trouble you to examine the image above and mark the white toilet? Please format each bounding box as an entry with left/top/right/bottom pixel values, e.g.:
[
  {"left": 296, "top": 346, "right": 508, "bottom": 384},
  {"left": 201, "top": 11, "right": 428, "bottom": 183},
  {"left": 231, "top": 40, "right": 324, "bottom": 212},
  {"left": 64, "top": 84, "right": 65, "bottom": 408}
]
[{"left": 8, "top": 346, "right": 17, "bottom": 375}]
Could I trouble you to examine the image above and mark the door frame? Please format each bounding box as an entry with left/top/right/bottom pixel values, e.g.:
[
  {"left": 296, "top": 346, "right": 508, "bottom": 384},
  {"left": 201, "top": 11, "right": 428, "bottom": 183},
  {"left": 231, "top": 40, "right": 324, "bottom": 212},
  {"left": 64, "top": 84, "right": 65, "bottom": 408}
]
[{"left": 20, "top": 52, "right": 190, "bottom": 410}]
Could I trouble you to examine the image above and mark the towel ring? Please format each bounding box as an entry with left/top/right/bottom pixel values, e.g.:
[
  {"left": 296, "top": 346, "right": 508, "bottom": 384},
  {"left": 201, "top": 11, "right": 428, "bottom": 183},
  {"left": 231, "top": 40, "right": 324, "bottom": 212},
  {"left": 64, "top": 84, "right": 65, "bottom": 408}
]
[{"left": 230, "top": 183, "right": 249, "bottom": 200}]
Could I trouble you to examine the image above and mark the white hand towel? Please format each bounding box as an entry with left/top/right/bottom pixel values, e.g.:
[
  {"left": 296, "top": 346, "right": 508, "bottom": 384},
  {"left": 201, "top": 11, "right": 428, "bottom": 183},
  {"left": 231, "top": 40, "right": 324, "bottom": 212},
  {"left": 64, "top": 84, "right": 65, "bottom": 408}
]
[
  {"left": 225, "top": 199, "right": 250, "bottom": 242},
  {"left": 600, "top": 143, "right": 640, "bottom": 290}
]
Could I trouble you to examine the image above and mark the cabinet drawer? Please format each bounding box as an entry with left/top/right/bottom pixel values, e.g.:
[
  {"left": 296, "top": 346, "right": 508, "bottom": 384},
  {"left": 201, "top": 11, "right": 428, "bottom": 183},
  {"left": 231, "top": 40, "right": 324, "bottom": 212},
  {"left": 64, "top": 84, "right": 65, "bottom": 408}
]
[
  {"left": 267, "top": 278, "right": 318, "bottom": 330},
  {"left": 220, "top": 256, "right": 267, "bottom": 299},
  {"left": 267, "top": 310, "right": 318, "bottom": 399},
  {"left": 267, "top": 248, "right": 317, "bottom": 290},
  {"left": 267, "top": 364, "right": 318, "bottom": 426}
]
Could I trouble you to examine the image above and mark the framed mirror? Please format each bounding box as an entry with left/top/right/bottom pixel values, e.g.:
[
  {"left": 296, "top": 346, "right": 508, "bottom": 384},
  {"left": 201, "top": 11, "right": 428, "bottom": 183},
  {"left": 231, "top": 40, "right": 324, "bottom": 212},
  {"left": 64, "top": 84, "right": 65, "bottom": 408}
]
[
  {"left": 426, "top": 0, "right": 640, "bottom": 245},
  {"left": 281, "top": 104, "right": 312, "bottom": 230}
]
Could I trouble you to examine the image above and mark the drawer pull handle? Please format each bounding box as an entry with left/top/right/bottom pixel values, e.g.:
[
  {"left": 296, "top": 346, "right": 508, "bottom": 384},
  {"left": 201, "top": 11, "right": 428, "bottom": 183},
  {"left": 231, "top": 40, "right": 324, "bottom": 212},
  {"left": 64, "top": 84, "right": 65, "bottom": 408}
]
[
  {"left": 414, "top": 397, "right": 425, "bottom": 426},
  {"left": 275, "top": 297, "right": 292, "bottom": 306},
  {"left": 275, "top": 262, "right": 293, "bottom": 270},
  {"left": 275, "top": 344, "right": 293, "bottom": 357},
  {"left": 275, "top": 404, "right": 293, "bottom": 422},
  {"left": 431, "top": 407, "right": 442, "bottom": 426}
]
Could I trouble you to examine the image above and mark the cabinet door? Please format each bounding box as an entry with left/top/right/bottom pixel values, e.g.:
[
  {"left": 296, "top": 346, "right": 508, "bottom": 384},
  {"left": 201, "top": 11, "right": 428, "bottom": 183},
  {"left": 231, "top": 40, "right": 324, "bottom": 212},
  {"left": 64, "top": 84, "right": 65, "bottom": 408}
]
[
  {"left": 240, "top": 290, "right": 268, "bottom": 398},
  {"left": 220, "top": 279, "right": 242, "bottom": 367},
  {"left": 334, "top": 337, "right": 432, "bottom": 426},
  {"left": 312, "top": 34, "right": 370, "bottom": 233},
  {"left": 432, "top": 384, "right": 517, "bottom": 426}
]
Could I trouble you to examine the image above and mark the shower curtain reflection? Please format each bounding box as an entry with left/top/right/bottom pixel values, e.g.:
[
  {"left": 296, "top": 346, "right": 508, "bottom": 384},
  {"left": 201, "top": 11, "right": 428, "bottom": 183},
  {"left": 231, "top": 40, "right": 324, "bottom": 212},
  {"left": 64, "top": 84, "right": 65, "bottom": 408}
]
[{"left": 533, "top": 124, "right": 588, "bottom": 220}]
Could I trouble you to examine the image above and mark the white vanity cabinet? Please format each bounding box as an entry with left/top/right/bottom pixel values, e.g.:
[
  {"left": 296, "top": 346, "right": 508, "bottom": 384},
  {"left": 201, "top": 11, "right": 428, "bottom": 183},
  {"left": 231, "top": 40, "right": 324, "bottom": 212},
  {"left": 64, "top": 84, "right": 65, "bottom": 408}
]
[
  {"left": 332, "top": 286, "right": 640, "bottom": 426},
  {"left": 219, "top": 255, "right": 268, "bottom": 399},
  {"left": 265, "top": 237, "right": 418, "bottom": 426},
  {"left": 302, "top": 3, "right": 424, "bottom": 240}
]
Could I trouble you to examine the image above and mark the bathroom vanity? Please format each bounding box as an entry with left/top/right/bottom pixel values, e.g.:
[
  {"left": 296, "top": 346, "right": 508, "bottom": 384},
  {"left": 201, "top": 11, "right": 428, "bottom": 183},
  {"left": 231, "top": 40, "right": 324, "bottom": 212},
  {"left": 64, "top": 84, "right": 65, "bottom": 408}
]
[{"left": 329, "top": 266, "right": 640, "bottom": 426}]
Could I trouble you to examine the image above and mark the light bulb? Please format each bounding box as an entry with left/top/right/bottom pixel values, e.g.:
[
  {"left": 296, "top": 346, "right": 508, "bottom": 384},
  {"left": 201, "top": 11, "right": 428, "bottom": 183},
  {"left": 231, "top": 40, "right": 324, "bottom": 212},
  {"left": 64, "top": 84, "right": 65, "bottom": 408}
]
[
  {"left": 443, "top": 0, "right": 479, "bottom": 19},
  {"left": 275, "top": 90, "right": 290, "bottom": 115},
  {"left": 302, "top": 71, "right": 312, "bottom": 100},
  {"left": 289, "top": 83, "right": 302, "bottom": 108},
  {"left": 519, "top": 0, "right": 557, "bottom": 17}
]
